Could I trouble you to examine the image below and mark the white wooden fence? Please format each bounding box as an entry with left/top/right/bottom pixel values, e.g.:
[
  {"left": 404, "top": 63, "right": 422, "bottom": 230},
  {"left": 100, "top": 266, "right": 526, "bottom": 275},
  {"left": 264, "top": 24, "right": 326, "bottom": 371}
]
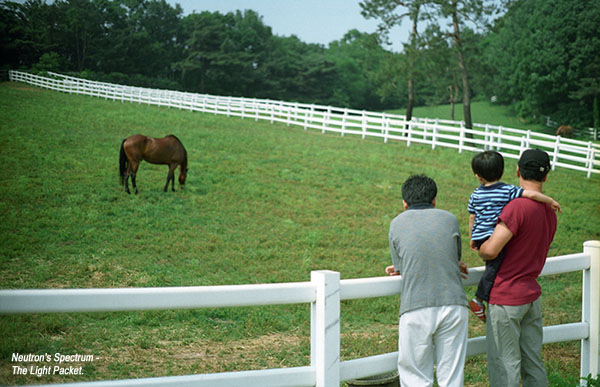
[
  {"left": 1, "top": 241, "right": 599, "bottom": 387},
  {"left": 8, "top": 70, "right": 600, "bottom": 178}
]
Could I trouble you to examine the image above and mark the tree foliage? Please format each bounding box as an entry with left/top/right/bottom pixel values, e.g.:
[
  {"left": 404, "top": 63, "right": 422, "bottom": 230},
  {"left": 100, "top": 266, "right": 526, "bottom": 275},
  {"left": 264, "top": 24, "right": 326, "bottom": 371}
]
[
  {"left": 1, "top": 0, "right": 598, "bottom": 127},
  {"left": 483, "top": 0, "right": 600, "bottom": 127}
]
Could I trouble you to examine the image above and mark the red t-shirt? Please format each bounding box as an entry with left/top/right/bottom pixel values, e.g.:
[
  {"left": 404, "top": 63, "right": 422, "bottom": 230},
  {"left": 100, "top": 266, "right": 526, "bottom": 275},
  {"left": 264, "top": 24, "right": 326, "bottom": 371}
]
[{"left": 489, "top": 197, "right": 557, "bottom": 306}]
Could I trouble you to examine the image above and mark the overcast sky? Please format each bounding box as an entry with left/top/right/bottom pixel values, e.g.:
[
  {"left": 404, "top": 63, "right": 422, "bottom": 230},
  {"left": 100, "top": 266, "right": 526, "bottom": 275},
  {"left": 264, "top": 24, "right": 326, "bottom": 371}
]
[{"left": 167, "top": 0, "right": 410, "bottom": 52}]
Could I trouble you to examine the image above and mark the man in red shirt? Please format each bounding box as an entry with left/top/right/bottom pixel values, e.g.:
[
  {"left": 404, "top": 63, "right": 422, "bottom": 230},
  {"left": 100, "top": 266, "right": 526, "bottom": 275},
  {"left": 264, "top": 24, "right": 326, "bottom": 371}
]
[{"left": 479, "top": 149, "right": 558, "bottom": 387}]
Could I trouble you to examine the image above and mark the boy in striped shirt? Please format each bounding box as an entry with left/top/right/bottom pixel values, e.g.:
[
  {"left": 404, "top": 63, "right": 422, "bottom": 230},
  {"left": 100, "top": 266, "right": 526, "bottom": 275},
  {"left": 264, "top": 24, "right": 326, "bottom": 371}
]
[{"left": 468, "top": 150, "right": 561, "bottom": 322}]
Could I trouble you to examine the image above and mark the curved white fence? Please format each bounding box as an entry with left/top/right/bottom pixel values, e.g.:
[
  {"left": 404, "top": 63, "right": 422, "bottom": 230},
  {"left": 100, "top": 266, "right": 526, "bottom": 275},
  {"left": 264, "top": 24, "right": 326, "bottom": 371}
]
[
  {"left": 1, "top": 241, "right": 598, "bottom": 387},
  {"left": 8, "top": 70, "right": 600, "bottom": 178}
]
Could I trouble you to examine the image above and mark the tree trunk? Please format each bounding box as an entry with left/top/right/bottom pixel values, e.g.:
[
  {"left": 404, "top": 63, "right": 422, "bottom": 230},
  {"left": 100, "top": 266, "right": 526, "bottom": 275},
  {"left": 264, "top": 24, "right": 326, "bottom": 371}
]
[
  {"left": 593, "top": 94, "right": 599, "bottom": 133},
  {"left": 449, "top": 71, "right": 458, "bottom": 121},
  {"left": 407, "top": 77, "right": 414, "bottom": 122},
  {"left": 405, "top": 3, "right": 420, "bottom": 130},
  {"left": 451, "top": 3, "right": 473, "bottom": 137}
]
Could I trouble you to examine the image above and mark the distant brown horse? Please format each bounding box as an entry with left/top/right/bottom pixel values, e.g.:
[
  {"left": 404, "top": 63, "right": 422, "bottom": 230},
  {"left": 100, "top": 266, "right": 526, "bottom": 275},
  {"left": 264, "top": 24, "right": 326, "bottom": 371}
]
[
  {"left": 556, "top": 125, "right": 574, "bottom": 138},
  {"left": 119, "top": 134, "right": 188, "bottom": 194}
]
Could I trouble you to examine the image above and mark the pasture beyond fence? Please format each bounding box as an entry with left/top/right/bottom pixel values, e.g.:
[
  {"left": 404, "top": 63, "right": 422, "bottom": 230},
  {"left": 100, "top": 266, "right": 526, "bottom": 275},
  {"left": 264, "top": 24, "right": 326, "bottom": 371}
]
[
  {"left": 1, "top": 241, "right": 599, "bottom": 387},
  {"left": 8, "top": 70, "right": 600, "bottom": 178}
]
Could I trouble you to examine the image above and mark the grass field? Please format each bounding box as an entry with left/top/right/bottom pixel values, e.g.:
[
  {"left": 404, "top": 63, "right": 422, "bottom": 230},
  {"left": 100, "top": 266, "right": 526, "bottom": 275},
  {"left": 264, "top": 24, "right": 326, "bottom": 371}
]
[
  {"left": 396, "top": 101, "right": 559, "bottom": 136},
  {"left": 0, "top": 81, "right": 599, "bottom": 386}
]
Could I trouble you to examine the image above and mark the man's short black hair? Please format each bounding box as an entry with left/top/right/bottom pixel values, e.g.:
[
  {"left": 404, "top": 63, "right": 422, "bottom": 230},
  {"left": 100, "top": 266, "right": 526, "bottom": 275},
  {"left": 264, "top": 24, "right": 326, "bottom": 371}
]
[
  {"left": 402, "top": 174, "right": 437, "bottom": 207},
  {"left": 471, "top": 151, "right": 504, "bottom": 182}
]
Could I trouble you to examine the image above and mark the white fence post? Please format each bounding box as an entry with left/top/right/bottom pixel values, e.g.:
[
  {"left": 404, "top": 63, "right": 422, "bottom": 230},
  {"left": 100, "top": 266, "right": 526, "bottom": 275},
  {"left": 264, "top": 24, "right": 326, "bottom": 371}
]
[
  {"left": 484, "top": 124, "right": 490, "bottom": 150},
  {"left": 497, "top": 126, "right": 504, "bottom": 151},
  {"left": 292, "top": 102, "right": 299, "bottom": 126},
  {"left": 586, "top": 143, "right": 594, "bottom": 179},
  {"left": 383, "top": 113, "right": 389, "bottom": 143},
  {"left": 553, "top": 136, "right": 561, "bottom": 171},
  {"left": 361, "top": 111, "right": 367, "bottom": 139},
  {"left": 458, "top": 122, "right": 465, "bottom": 153},
  {"left": 311, "top": 270, "right": 340, "bottom": 387},
  {"left": 307, "top": 105, "right": 315, "bottom": 130},
  {"left": 582, "top": 241, "right": 600, "bottom": 382},
  {"left": 322, "top": 107, "right": 331, "bottom": 133}
]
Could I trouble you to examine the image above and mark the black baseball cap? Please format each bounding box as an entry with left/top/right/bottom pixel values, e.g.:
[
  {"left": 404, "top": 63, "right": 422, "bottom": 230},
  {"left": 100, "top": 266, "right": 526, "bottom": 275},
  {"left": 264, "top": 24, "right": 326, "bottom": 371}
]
[{"left": 518, "top": 149, "right": 551, "bottom": 174}]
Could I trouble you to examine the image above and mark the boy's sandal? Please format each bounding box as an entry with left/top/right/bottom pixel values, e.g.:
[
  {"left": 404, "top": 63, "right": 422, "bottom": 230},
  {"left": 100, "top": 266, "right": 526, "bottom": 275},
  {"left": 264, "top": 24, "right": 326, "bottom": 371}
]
[{"left": 469, "top": 299, "right": 486, "bottom": 323}]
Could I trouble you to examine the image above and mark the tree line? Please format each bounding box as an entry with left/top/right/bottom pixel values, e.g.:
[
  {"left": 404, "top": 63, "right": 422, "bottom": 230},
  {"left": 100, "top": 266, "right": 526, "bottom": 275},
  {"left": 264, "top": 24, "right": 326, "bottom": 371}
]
[{"left": 1, "top": 0, "right": 598, "bottom": 129}]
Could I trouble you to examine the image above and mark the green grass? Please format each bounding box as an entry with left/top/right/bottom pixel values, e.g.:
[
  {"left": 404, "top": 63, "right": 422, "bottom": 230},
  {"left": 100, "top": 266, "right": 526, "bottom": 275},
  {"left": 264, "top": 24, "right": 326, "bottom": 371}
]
[
  {"left": 392, "top": 101, "right": 558, "bottom": 136},
  {"left": 0, "top": 82, "right": 598, "bottom": 385}
]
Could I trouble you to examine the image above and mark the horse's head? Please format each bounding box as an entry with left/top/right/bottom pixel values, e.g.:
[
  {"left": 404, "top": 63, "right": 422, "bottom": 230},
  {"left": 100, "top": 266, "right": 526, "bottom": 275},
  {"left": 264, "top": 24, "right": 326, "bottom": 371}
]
[{"left": 179, "top": 167, "right": 188, "bottom": 186}]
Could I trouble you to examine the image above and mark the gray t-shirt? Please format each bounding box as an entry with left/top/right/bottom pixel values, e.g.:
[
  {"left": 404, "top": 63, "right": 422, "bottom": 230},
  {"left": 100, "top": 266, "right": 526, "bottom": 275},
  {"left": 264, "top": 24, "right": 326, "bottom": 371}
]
[{"left": 389, "top": 204, "right": 468, "bottom": 316}]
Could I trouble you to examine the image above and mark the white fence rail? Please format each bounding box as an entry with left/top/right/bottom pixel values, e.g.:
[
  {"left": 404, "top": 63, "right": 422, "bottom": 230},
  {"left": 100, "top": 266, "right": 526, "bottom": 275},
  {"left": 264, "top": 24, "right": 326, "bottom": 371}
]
[
  {"left": 1, "top": 241, "right": 599, "bottom": 387},
  {"left": 8, "top": 70, "right": 600, "bottom": 178}
]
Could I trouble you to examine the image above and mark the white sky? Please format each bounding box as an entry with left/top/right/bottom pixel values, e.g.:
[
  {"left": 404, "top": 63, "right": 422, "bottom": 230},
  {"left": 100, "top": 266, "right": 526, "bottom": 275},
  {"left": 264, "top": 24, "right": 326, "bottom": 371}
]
[{"left": 168, "top": 0, "right": 410, "bottom": 52}]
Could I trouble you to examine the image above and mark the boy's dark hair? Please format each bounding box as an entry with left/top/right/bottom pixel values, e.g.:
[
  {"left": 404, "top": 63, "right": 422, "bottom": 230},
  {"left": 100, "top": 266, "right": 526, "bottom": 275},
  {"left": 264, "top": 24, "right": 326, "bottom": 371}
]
[
  {"left": 471, "top": 151, "right": 504, "bottom": 182},
  {"left": 402, "top": 174, "right": 437, "bottom": 207}
]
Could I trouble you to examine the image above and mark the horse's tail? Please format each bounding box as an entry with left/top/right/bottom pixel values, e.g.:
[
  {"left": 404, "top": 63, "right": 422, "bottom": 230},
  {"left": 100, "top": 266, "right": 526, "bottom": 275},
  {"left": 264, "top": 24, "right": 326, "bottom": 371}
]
[{"left": 119, "top": 139, "right": 128, "bottom": 185}]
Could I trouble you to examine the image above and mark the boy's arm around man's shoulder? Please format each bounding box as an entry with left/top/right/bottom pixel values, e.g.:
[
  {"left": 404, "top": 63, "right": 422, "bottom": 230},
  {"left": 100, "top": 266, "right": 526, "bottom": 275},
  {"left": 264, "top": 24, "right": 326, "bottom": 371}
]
[{"left": 521, "top": 189, "right": 562, "bottom": 213}]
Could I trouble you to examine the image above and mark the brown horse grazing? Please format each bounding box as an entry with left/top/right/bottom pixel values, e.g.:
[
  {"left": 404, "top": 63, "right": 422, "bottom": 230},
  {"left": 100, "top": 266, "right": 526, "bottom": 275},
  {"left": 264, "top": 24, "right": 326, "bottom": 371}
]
[
  {"left": 556, "top": 125, "right": 574, "bottom": 138},
  {"left": 119, "top": 134, "right": 188, "bottom": 194}
]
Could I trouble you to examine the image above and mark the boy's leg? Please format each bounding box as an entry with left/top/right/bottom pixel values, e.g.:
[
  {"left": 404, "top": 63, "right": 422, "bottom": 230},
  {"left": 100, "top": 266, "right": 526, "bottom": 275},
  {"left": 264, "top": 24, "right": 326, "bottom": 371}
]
[{"left": 475, "top": 250, "right": 504, "bottom": 301}]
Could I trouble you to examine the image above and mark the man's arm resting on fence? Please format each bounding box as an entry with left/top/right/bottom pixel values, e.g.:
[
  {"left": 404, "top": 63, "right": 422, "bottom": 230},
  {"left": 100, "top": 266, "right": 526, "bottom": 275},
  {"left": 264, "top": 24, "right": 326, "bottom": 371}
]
[{"left": 478, "top": 221, "right": 513, "bottom": 260}]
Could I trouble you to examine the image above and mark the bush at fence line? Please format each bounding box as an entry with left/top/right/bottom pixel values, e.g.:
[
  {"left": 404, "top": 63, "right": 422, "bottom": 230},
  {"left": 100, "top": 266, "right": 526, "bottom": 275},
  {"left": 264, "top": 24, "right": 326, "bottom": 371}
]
[{"left": 582, "top": 374, "right": 600, "bottom": 387}]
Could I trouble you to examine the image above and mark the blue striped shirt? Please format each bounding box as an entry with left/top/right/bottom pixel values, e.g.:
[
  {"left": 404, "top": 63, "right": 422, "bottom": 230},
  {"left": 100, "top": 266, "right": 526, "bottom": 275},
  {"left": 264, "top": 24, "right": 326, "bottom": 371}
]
[{"left": 468, "top": 182, "right": 523, "bottom": 241}]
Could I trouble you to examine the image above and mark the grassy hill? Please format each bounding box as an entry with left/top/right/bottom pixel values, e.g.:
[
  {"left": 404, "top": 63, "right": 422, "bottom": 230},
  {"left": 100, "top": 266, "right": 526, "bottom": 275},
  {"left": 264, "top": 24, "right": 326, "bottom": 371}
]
[
  {"left": 0, "top": 82, "right": 598, "bottom": 385},
  {"left": 394, "top": 101, "right": 558, "bottom": 136}
]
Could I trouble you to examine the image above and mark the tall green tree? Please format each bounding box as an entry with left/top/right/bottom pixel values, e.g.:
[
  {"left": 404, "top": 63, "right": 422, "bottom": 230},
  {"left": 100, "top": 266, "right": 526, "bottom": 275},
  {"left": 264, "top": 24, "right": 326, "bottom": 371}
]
[
  {"left": 360, "top": 0, "right": 424, "bottom": 121},
  {"left": 485, "top": 0, "right": 600, "bottom": 128},
  {"left": 429, "top": 0, "right": 496, "bottom": 130},
  {"left": 216, "top": 10, "right": 272, "bottom": 97},
  {"left": 417, "top": 24, "right": 457, "bottom": 110},
  {"left": 259, "top": 35, "right": 337, "bottom": 104},
  {"left": 327, "top": 30, "right": 396, "bottom": 110},
  {"left": 179, "top": 10, "right": 275, "bottom": 96},
  {"left": 0, "top": 0, "right": 60, "bottom": 69},
  {"left": 178, "top": 11, "right": 228, "bottom": 93}
]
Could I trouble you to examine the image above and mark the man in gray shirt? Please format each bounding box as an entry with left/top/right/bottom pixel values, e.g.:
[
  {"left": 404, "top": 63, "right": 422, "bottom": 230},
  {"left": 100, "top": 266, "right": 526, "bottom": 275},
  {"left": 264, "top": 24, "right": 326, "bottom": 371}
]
[{"left": 386, "top": 174, "right": 469, "bottom": 387}]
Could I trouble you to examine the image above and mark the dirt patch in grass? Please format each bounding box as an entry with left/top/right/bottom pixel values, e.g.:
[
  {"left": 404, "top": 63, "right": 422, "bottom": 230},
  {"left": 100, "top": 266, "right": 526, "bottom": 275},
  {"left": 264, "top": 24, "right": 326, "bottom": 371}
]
[
  {"left": 2, "top": 332, "right": 308, "bottom": 385},
  {"left": 8, "top": 83, "right": 42, "bottom": 93},
  {"left": 98, "top": 332, "right": 307, "bottom": 377}
]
